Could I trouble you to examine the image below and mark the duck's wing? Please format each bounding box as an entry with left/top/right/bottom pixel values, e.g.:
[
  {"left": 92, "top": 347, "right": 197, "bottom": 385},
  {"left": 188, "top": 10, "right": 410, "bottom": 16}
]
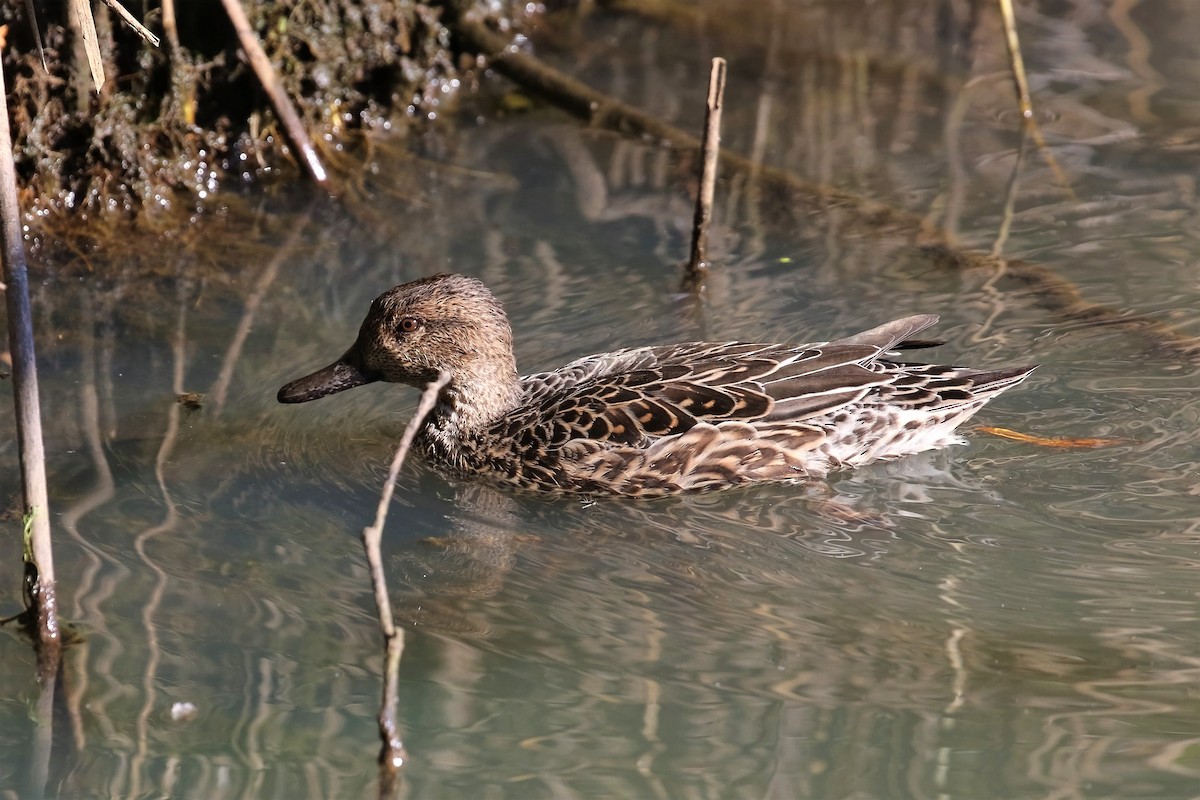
[
  {"left": 513, "top": 315, "right": 948, "bottom": 450},
  {"left": 516, "top": 312, "right": 939, "bottom": 404}
]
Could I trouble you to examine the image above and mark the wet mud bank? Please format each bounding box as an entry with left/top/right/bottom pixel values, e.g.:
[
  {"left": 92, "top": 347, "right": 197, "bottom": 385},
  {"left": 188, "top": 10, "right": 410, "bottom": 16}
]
[{"left": 2, "top": 0, "right": 533, "bottom": 216}]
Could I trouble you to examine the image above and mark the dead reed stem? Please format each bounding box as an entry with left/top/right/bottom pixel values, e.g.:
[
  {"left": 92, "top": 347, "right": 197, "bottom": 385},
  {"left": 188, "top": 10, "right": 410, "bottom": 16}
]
[
  {"left": 70, "top": 0, "right": 104, "bottom": 90},
  {"left": 21, "top": 0, "right": 49, "bottom": 71},
  {"left": 162, "top": 0, "right": 179, "bottom": 49},
  {"left": 0, "top": 36, "right": 60, "bottom": 661},
  {"left": 997, "top": 0, "right": 1032, "bottom": 120},
  {"left": 219, "top": 0, "right": 330, "bottom": 189},
  {"left": 684, "top": 57, "right": 727, "bottom": 293},
  {"left": 997, "top": 0, "right": 1073, "bottom": 194}
]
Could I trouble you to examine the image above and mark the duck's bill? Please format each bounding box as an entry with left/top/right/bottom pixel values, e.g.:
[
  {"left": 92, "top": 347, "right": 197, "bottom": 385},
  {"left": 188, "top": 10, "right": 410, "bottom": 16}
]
[{"left": 277, "top": 356, "right": 379, "bottom": 403}]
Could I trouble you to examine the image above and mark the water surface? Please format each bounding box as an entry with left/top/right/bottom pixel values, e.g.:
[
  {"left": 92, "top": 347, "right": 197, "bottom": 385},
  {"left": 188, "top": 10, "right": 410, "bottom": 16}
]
[{"left": 2, "top": 1, "right": 1200, "bottom": 797}]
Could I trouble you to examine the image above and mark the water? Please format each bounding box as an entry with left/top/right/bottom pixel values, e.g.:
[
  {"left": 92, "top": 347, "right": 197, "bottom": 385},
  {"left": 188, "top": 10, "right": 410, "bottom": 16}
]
[{"left": 3, "top": 1, "right": 1200, "bottom": 797}]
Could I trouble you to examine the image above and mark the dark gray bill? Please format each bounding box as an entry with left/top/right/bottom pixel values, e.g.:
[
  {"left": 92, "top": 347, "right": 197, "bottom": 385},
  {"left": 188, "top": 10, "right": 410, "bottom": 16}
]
[{"left": 277, "top": 357, "right": 379, "bottom": 403}]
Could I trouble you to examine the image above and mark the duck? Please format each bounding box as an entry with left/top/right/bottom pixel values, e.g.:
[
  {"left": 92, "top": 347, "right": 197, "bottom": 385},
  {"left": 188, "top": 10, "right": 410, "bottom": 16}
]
[{"left": 277, "top": 273, "right": 1035, "bottom": 497}]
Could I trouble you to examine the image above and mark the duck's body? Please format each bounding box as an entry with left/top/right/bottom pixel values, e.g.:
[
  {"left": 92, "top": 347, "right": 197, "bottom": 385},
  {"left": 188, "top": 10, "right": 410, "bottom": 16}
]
[{"left": 278, "top": 274, "right": 1035, "bottom": 497}]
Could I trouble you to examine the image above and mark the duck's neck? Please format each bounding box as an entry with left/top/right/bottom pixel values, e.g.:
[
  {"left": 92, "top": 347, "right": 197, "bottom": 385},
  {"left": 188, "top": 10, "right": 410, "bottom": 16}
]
[{"left": 423, "top": 359, "right": 522, "bottom": 448}]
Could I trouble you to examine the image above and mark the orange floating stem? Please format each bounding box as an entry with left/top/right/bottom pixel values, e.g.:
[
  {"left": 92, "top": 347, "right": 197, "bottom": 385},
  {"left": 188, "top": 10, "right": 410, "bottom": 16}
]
[{"left": 977, "top": 426, "right": 1128, "bottom": 449}]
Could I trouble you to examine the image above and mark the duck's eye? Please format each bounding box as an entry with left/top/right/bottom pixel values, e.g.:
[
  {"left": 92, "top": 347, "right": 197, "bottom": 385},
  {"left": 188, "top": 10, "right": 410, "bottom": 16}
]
[{"left": 398, "top": 317, "right": 421, "bottom": 334}]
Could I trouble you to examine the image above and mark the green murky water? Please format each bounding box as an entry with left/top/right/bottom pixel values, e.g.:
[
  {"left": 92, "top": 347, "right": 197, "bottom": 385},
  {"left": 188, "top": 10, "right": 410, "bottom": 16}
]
[{"left": 3, "top": 2, "right": 1200, "bottom": 797}]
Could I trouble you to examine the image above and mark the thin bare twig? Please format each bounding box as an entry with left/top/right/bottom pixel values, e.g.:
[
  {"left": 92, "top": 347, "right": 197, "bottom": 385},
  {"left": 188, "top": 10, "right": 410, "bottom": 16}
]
[
  {"left": 99, "top": 0, "right": 160, "bottom": 47},
  {"left": 684, "top": 57, "right": 727, "bottom": 293},
  {"left": 219, "top": 0, "right": 330, "bottom": 188},
  {"left": 362, "top": 370, "right": 451, "bottom": 773},
  {"left": 21, "top": 0, "right": 47, "bottom": 71}
]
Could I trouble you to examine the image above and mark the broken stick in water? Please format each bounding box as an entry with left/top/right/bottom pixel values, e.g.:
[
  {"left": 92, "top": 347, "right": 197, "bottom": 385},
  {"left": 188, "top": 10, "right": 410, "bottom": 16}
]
[{"left": 362, "top": 370, "right": 450, "bottom": 776}]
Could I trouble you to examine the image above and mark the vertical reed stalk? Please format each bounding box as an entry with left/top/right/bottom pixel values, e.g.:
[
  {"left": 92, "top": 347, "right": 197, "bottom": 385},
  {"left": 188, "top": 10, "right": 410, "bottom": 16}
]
[
  {"left": 0, "top": 35, "right": 60, "bottom": 661},
  {"left": 684, "top": 57, "right": 727, "bottom": 292}
]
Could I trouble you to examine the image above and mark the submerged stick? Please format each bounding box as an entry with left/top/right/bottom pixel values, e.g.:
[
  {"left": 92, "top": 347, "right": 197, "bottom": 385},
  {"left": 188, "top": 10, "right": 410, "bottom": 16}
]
[
  {"left": 219, "top": 0, "right": 329, "bottom": 188},
  {"left": 684, "top": 57, "right": 727, "bottom": 292},
  {"left": 362, "top": 370, "right": 451, "bottom": 773},
  {"left": 0, "top": 36, "right": 60, "bottom": 660}
]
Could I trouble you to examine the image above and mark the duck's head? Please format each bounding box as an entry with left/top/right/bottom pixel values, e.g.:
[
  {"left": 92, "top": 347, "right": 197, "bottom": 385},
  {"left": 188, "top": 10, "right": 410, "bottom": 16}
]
[{"left": 277, "top": 273, "right": 519, "bottom": 412}]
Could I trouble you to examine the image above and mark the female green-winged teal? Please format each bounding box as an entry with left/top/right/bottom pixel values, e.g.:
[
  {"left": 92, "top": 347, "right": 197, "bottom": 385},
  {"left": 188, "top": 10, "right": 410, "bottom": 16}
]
[{"left": 278, "top": 273, "right": 1035, "bottom": 497}]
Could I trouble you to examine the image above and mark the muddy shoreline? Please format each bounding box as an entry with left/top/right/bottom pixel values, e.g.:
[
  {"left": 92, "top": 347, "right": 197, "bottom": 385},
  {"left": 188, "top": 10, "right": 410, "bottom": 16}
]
[{"left": 3, "top": 0, "right": 532, "bottom": 216}]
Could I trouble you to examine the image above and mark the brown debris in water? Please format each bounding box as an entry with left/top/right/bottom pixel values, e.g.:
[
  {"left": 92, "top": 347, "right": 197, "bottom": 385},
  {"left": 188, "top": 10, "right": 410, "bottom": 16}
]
[{"left": 176, "top": 392, "right": 205, "bottom": 411}]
